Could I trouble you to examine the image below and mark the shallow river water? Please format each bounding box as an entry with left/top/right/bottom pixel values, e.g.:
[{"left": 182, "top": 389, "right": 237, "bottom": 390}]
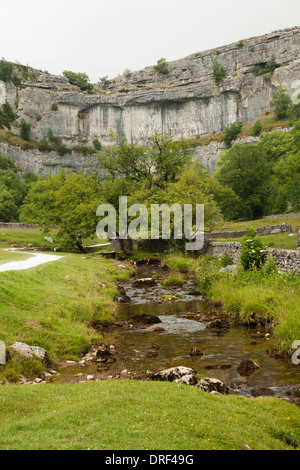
[{"left": 51, "top": 265, "right": 300, "bottom": 400}]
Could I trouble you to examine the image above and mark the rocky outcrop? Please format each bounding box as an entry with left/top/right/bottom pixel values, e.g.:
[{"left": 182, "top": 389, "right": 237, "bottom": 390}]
[
  {"left": 9, "top": 342, "right": 48, "bottom": 362},
  {"left": 0, "top": 27, "right": 300, "bottom": 175}
]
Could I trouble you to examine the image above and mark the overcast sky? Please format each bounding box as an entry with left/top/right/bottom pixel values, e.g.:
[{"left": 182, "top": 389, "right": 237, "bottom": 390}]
[{"left": 1, "top": 0, "right": 300, "bottom": 83}]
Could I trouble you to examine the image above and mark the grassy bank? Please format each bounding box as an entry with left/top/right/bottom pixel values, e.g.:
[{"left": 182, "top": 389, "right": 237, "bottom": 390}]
[
  {"left": 0, "top": 253, "right": 133, "bottom": 382},
  {"left": 0, "top": 380, "right": 298, "bottom": 450},
  {"left": 163, "top": 253, "right": 300, "bottom": 352}
]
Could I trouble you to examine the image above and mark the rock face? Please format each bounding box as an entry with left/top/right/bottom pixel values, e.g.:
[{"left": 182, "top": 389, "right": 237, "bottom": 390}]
[{"left": 0, "top": 27, "right": 300, "bottom": 175}]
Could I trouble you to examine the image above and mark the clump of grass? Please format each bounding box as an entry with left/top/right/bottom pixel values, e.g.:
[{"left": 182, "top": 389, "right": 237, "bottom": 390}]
[{"left": 161, "top": 276, "right": 184, "bottom": 286}]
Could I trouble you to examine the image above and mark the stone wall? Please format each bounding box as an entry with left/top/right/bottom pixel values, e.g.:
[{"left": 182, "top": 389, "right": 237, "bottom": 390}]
[
  {"left": 209, "top": 223, "right": 292, "bottom": 239},
  {"left": 205, "top": 240, "right": 300, "bottom": 273},
  {"left": 265, "top": 248, "right": 300, "bottom": 273},
  {"left": 0, "top": 222, "right": 38, "bottom": 229},
  {"left": 206, "top": 242, "right": 242, "bottom": 263}
]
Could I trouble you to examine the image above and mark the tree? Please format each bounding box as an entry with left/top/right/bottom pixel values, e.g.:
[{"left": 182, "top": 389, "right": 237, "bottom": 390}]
[
  {"left": 20, "top": 170, "right": 102, "bottom": 252},
  {"left": 215, "top": 144, "right": 270, "bottom": 220},
  {"left": 223, "top": 121, "right": 243, "bottom": 148},
  {"left": 271, "top": 85, "right": 292, "bottom": 120},
  {"left": 155, "top": 58, "right": 168, "bottom": 75},
  {"left": 98, "top": 131, "right": 192, "bottom": 193},
  {"left": 63, "top": 71, "right": 94, "bottom": 94}
]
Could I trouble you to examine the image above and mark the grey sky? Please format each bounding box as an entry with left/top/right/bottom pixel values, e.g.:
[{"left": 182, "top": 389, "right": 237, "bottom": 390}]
[{"left": 1, "top": 0, "right": 300, "bottom": 83}]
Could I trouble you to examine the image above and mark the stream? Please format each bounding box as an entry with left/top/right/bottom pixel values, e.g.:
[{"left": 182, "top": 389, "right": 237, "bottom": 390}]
[{"left": 50, "top": 264, "right": 300, "bottom": 401}]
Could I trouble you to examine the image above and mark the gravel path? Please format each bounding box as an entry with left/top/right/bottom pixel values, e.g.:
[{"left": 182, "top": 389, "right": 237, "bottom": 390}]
[{"left": 0, "top": 252, "right": 63, "bottom": 273}]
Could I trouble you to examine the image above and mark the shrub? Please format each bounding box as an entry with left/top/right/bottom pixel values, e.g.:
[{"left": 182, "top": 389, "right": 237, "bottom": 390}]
[
  {"left": 223, "top": 121, "right": 243, "bottom": 147},
  {"left": 271, "top": 85, "right": 292, "bottom": 120},
  {"left": 99, "top": 76, "right": 109, "bottom": 88},
  {"left": 252, "top": 120, "right": 262, "bottom": 136},
  {"left": 240, "top": 228, "right": 265, "bottom": 271},
  {"left": 0, "top": 59, "right": 13, "bottom": 83},
  {"left": 0, "top": 101, "right": 16, "bottom": 129},
  {"left": 63, "top": 70, "right": 94, "bottom": 94},
  {"left": 51, "top": 103, "right": 58, "bottom": 111},
  {"left": 220, "top": 253, "right": 233, "bottom": 268},
  {"left": 253, "top": 56, "right": 277, "bottom": 77},
  {"left": 213, "top": 62, "right": 226, "bottom": 84},
  {"left": 155, "top": 58, "right": 169, "bottom": 75},
  {"left": 123, "top": 68, "right": 132, "bottom": 78},
  {"left": 93, "top": 138, "right": 102, "bottom": 151},
  {"left": 20, "top": 120, "right": 31, "bottom": 141}
]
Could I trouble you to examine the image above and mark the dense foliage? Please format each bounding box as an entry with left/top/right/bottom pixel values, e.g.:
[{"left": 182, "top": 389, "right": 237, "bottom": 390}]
[{"left": 0, "top": 157, "right": 37, "bottom": 222}]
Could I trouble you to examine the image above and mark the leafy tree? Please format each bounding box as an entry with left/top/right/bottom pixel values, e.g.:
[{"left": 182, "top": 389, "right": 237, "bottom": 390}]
[
  {"left": 215, "top": 144, "right": 270, "bottom": 220},
  {"left": 63, "top": 71, "right": 94, "bottom": 94},
  {"left": 271, "top": 85, "right": 292, "bottom": 120},
  {"left": 20, "top": 170, "right": 102, "bottom": 252},
  {"left": 223, "top": 121, "right": 243, "bottom": 148},
  {"left": 155, "top": 58, "right": 169, "bottom": 75},
  {"left": 252, "top": 120, "right": 262, "bottom": 136},
  {"left": 164, "top": 162, "right": 223, "bottom": 233},
  {"left": 99, "top": 131, "right": 192, "bottom": 192},
  {"left": 0, "top": 184, "right": 19, "bottom": 222}
]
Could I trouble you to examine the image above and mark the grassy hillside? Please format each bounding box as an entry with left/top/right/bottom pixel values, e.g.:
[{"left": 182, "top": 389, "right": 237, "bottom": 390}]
[{"left": 0, "top": 252, "right": 133, "bottom": 382}]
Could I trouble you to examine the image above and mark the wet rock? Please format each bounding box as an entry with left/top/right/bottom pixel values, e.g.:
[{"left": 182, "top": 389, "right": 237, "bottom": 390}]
[
  {"left": 208, "top": 319, "right": 230, "bottom": 329},
  {"left": 230, "top": 377, "right": 247, "bottom": 389},
  {"left": 132, "top": 278, "right": 157, "bottom": 287},
  {"left": 250, "top": 387, "right": 275, "bottom": 397},
  {"left": 198, "top": 378, "right": 229, "bottom": 394},
  {"left": 9, "top": 342, "right": 48, "bottom": 362},
  {"left": 175, "top": 374, "right": 198, "bottom": 386},
  {"left": 152, "top": 366, "right": 196, "bottom": 382},
  {"left": 128, "top": 314, "right": 161, "bottom": 325},
  {"left": 153, "top": 326, "right": 165, "bottom": 332},
  {"left": 237, "top": 360, "right": 260, "bottom": 376},
  {"left": 119, "top": 295, "right": 131, "bottom": 303},
  {"left": 204, "top": 362, "right": 232, "bottom": 370},
  {"left": 189, "top": 348, "right": 204, "bottom": 357},
  {"left": 188, "top": 289, "right": 201, "bottom": 296},
  {"left": 96, "top": 346, "right": 115, "bottom": 363},
  {"left": 146, "top": 344, "right": 160, "bottom": 358}
]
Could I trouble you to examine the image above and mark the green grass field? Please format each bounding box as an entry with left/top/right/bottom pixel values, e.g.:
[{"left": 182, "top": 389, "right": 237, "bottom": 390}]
[
  {"left": 0, "top": 381, "right": 298, "bottom": 450},
  {"left": 0, "top": 252, "right": 133, "bottom": 382}
]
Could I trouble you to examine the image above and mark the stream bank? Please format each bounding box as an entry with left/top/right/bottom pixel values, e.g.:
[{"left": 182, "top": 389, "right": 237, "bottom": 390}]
[{"left": 47, "top": 263, "right": 300, "bottom": 404}]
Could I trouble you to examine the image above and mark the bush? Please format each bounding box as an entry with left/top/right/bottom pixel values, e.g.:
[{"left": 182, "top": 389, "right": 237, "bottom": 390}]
[
  {"left": 240, "top": 228, "right": 265, "bottom": 271},
  {"left": 213, "top": 62, "right": 226, "bottom": 84},
  {"left": 223, "top": 121, "right": 243, "bottom": 147},
  {"left": 93, "top": 138, "right": 102, "bottom": 151},
  {"left": 220, "top": 253, "right": 233, "bottom": 268},
  {"left": 271, "top": 85, "right": 292, "bottom": 120},
  {"left": 253, "top": 56, "right": 277, "bottom": 77},
  {"left": 252, "top": 120, "right": 262, "bottom": 136},
  {"left": 20, "top": 120, "right": 31, "bottom": 141},
  {"left": 123, "top": 68, "right": 132, "bottom": 78},
  {"left": 51, "top": 103, "right": 58, "bottom": 111},
  {"left": 0, "top": 60, "right": 13, "bottom": 83},
  {"left": 155, "top": 58, "right": 169, "bottom": 75},
  {"left": 0, "top": 101, "right": 16, "bottom": 129},
  {"left": 63, "top": 71, "right": 94, "bottom": 94}
]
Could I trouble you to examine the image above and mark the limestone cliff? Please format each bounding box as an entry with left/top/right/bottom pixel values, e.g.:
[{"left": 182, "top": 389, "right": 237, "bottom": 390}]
[{"left": 0, "top": 26, "right": 300, "bottom": 175}]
